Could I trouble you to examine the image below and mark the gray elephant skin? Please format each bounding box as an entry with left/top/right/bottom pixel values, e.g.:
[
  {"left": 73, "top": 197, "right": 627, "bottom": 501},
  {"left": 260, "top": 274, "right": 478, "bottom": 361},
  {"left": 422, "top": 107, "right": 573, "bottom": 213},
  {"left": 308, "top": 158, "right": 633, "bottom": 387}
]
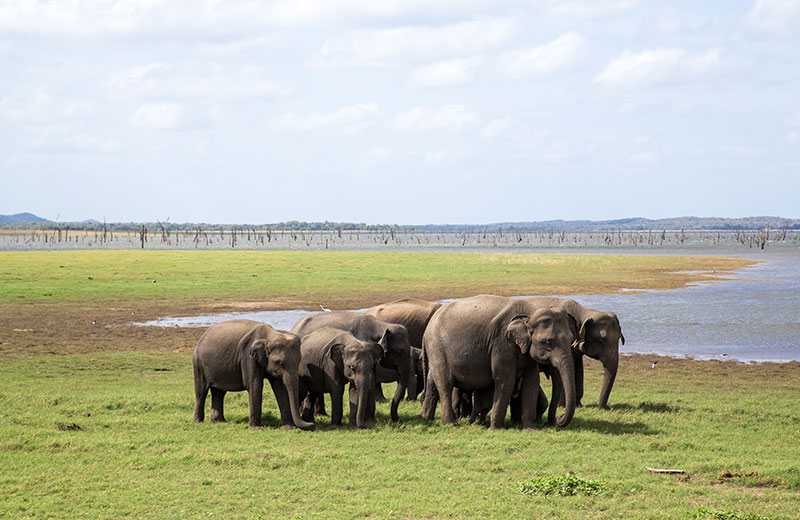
[
  {"left": 421, "top": 295, "right": 578, "bottom": 430},
  {"left": 298, "top": 327, "right": 383, "bottom": 428},
  {"left": 291, "top": 311, "right": 412, "bottom": 422},
  {"left": 363, "top": 298, "right": 442, "bottom": 401},
  {"left": 193, "top": 319, "right": 314, "bottom": 430},
  {"left": 526, "top": 298, "right": 624, "bottom": 409}
]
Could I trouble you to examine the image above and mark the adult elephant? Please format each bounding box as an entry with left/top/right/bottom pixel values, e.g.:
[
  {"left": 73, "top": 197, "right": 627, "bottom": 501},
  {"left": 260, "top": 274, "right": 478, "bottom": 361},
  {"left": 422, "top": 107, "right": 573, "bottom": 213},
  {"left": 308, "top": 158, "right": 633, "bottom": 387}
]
[
  {"left": 421, "top": 295, "right": 577, "bottom": 430},
  {"left": 291, "top": 312, "right": 411, "bottom": 423},
  {"left": 363, "top": 298, "right": 442, "bottom": 400},
  {"left": 193, "top": 320, "right": 314, "bottom": 430},
  {"left": 526, "top": 298, "right": 624, "bottom": 409},
  {"left": 297, "top": 327, "right": 384, "bottom": 429}
]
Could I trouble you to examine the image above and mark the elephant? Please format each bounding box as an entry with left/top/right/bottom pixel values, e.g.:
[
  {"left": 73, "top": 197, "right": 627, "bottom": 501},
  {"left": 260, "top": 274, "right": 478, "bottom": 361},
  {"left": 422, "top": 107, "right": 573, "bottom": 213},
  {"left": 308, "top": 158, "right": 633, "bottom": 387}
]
[
  {"left": 291, "top": 311, "right": 412, "bottom": 423},
  {"left": 297, "top": 327, "right": 384, "bottom": 429},
  {"left": 525, "top": 298, "right": 624, "bottom": 409},
  {"left": 363, "top": 298, "right": 442, "bottom": 401},
  {"left": 421, "top": 295, "right": 578, "bottom": 430},
  {"left": 192, "top": 320, "right": 314, "bottom": 430},
  {"left": 408, "top": 346, "right": 424, "bottom": 401}
]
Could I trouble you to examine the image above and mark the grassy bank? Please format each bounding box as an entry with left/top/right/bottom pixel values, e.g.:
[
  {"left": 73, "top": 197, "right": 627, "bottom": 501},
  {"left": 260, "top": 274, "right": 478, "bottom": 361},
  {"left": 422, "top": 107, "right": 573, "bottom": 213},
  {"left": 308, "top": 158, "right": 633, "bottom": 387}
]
[
  {"left": 1, "top": 250, "right": 795, "bottom": 519},
  {"left": 0, "top": 250, "right": 754, "bottom": 309},
  {"left": 0, "top": 353, "right": 797, "bottom": 519}
]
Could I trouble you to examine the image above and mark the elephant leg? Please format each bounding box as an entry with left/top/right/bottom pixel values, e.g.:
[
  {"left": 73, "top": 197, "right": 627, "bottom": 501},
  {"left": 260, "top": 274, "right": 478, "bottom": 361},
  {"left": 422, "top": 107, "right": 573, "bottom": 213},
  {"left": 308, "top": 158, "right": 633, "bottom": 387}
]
[
  {"left": 488, "top": 380, "right": 514, "bottom": 430},
  {"left": 519, "top": 369, "right": 541, "bottom": 431},
  {"left": 536, "top": 386, "right": 549, "bottom": 424},
  {"left": 509, "top": 394, "right": 521, "bottom": 425},
  {"left": 268, "top": 378, "right": 295, "bottom": 429},
  {"left": 301, "top": 393, "right": 315, "bottom": 423},
  {"left": 574, "top": 352, "right": 584, "bottom": 407},
  {"left": 365, "top": 384, "right": 377, "bottom": 424},
  {"left": 330, "top": 386, "right": 344, "bottom": 426},
  {"left": 209, "top": 387, "right": 226, "bottom": 423},
  {"left": 193, "top": 365, "right": 209, "bottom": 423},
  {"left": 247, "top": 379, "right": 264, "bottom": 428},
  {"left": 437, "top": 379, "right": 456, "bottom": 426},
  {"left": 420, "top": 374, "right": 439, "bottom": 421},
  {"left": 406, "top": 372, "right": 418, "bottom": 401},
  {"left": 375, "top": 383, "right": 387, "bottom": 403},
  {"left": 314, "top": 394, "right": 327, "bottom": 416}
]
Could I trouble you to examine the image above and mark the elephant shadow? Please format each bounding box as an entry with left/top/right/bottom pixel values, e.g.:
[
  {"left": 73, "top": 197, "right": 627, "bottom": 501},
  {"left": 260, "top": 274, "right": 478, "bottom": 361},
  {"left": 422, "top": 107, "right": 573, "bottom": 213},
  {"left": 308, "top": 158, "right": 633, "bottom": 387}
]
[
  {"left": 609, "top": 401, "right": 683, "bottom": 414},
  {"left": 563, "top": 416, "right": 659, "bottom": 435}
]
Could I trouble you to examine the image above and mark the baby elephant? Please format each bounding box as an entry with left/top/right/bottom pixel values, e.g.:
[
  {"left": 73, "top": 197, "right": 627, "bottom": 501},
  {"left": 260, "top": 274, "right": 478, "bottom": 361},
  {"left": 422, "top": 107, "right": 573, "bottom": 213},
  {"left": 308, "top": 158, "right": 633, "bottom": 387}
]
[
  {"left": 298, "top": 327, "right": 384, "bottom": 429},
  {"left": 193, "top": 319, "right": 314, "bottom": 430}
]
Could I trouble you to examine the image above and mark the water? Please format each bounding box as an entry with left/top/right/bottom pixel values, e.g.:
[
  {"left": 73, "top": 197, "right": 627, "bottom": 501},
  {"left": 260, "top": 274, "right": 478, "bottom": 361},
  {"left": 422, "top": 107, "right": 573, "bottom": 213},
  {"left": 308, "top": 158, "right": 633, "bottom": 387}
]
[{"left": 134, "top": 254, "right": 800, "bottom": 363}]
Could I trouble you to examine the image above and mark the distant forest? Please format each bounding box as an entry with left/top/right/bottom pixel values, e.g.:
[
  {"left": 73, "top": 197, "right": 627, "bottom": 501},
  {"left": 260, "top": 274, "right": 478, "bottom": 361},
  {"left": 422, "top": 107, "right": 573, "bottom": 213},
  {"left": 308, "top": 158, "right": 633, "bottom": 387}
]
[{"left": 1, "top": 213, "right": 798, "bottom": 232}]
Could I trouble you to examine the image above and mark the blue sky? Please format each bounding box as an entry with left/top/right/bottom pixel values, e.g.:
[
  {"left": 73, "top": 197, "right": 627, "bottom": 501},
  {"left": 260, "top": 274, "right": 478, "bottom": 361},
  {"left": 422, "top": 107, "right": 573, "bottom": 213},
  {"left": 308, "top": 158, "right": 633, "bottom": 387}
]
[{"left": 2, "top": 0, "right": 799, "bottom": 224}]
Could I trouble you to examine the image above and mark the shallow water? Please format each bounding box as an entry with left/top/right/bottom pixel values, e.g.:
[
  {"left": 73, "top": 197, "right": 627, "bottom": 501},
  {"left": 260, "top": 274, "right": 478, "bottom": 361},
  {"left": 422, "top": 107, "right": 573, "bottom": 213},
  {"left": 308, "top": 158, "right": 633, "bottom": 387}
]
[{"left": 135, "top": 253, "right": 800, "bottom": 362}]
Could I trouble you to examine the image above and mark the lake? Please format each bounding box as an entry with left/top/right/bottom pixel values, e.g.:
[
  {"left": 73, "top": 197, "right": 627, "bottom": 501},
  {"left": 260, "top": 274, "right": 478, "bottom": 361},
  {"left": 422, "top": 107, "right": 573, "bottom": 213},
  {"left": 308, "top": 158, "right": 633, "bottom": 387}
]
[{"left": 135, "top": 251, "right": 800, "bottom": 363}]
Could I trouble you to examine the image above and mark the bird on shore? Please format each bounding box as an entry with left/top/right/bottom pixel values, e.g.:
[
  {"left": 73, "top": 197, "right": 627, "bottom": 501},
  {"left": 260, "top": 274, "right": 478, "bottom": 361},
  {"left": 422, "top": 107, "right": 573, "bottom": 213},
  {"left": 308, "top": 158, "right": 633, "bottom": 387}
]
[
  {"left": 651, "top": 361, "right": 658, "bottom": 369},
  {"left": 319, "top": 304, "right": 332, "bottom": 312}
]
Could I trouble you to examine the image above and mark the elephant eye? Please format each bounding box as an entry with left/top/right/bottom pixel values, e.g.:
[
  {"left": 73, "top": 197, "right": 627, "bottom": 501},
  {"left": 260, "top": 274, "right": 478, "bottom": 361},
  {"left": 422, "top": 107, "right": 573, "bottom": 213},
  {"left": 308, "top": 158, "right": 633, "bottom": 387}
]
[{"left": 348, "top": 364, "right": 356, "bottom": 371}]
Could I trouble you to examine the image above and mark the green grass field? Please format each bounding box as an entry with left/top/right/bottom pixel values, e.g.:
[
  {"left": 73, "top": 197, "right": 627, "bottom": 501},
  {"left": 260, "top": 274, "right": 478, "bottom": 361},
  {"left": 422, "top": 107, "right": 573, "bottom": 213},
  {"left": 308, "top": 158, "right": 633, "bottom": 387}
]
[
  {"left": 0, "top": 250, "right": 753, "bottom": 307},
  {"left": 1, "top": 250, "right": 797, "bottom": 519}
]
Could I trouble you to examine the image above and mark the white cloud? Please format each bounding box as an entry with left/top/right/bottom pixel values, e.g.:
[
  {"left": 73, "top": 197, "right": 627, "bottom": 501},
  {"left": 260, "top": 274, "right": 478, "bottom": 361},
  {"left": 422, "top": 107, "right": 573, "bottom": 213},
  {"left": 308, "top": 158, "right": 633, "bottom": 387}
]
[
  {"left": 394, "top": 105, "right": 480, "bottom": 131},
  {"left": 618, "top": 101, "right": 636, "bottom": 115},
  {"left": 423, "top": 149, "right": 452, "bottom": 165},
  {"left": 268, "top": 103, "right": 381, "bottom": 134},
  {"left": 789, "top": 110, "right": 800, "bottom": 126},
  {"left": 20, "top": 124, "right": 120, "bottom": 154},
  {"left": 481, "top": 116, "right": 516, "bottom": 138},
  {"left": 787, "top": 131, "right": 800, "bottom": 143},
  {"left": 362, "top": 147, "right": 393, "bottom": 164},
  {"left": 594, "top": 47, "right": 726, "bottom": 88},
  {"left": 0, "top": 90, "right": 91, "bottom": 123},
  {"left": 497, "top": 32, "right": 587, "bottom": 78},
  {"left": 315, "top": 18, "right": 514, "bottom": 68},
  {"left": 746, "top": 0, "right": 800, "bottom": 36},
  {"left": 130, "top": 103, "right": 185, "bottom": 130},
  {"left": 107, "top": 63, "right": 287, "bottom": 101},
  {"left": 408, "top": 57, "right": 482, "bottom": 88},
  {"left": 545, "top": 0, "right": 638, "bottom": 17}
]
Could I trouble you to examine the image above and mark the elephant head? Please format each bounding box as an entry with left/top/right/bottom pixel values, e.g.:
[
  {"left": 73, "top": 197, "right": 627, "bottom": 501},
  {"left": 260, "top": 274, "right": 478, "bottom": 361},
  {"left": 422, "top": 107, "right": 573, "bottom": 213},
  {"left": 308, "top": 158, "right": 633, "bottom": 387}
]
[
  {"left": 376, "top": 324, "right": 412, "bottom": 422},
  {"left": 506, "top": 307, "right": 578, "bottom": 427},
  {"left": 246, "top": 327, "right": 315, "bottom": 430},
  {"left": 575, "top": 312, "right": 624, "bottom": 410},
  {"left": 327, "top": 339, "right": 384, "bottom": 429}
]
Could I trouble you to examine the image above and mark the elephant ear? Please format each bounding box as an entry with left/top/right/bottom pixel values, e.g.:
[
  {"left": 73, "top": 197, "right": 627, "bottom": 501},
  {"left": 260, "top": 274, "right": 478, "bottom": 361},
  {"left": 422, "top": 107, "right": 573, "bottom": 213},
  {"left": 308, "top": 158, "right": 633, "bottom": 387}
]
[
  {"left": 324, "top": 342, "right": 345, "bottom": 370},
  {"left": 505, "top": 315, "right": 531, "bottom": 355},
  {"left": 614, "top": 315, "right": 625, "bottom": 345},
  {"left": 566, "top": 313, "right": 579, "bottom": 348},
  {"left": 378, "top": 329, "right": 392, "bottom": 357},
  {"left": 242, "top": 325, "right": 270, "bottom": 371},
  {"left": 368, "top": 342, "right": 384, "bottom": 366},
  {"left": 576, "top": 317, "right": 593, "bottom": 354}
]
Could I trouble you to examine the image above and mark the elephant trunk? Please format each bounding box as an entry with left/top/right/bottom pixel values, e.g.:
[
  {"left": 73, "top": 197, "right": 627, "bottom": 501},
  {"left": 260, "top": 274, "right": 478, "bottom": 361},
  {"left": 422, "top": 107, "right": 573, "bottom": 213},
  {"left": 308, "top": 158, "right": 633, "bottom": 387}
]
[
  {"left": 354, "top": 372, "right": 375, "bottom": 429},
  {"left": 554, "top": 352, "right": 576, "bottom": 427},
  {"left": 283, "top": 373, "right": 315, "bottom": 431},
  {"left": 597, "top": 350, "right": 618, "bottom": 410}
]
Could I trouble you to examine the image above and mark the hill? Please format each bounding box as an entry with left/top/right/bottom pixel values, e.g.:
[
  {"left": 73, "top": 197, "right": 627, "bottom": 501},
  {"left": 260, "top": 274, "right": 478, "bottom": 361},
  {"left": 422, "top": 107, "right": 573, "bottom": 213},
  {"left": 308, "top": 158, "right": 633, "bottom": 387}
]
[{"left": 0, "top": 212, "right": 51, "bottom": 223}]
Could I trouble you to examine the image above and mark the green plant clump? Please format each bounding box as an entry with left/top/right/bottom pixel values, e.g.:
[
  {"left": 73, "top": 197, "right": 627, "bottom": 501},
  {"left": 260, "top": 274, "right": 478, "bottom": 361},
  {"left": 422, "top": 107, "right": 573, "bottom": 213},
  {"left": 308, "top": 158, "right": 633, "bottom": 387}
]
[
  {"left": 691, "top": 506, "right": 773, "bottom": 520},
  {"left": 519, "top": 474, "right": 608, "bottom": 497}
]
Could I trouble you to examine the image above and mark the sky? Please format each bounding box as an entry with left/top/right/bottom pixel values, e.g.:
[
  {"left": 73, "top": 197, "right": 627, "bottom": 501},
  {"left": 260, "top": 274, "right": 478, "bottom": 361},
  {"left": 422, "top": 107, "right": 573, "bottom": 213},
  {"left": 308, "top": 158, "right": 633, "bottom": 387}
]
[{"left": 2, "top": 0, "right": 800, "bottom": 225}]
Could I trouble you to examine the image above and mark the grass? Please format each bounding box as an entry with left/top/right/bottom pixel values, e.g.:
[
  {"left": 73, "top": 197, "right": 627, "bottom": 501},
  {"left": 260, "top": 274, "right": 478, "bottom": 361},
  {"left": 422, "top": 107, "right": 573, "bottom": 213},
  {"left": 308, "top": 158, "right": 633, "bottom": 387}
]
[
  {"left": 1, "top": 353, "right": 797, "bottom": 519},
  {"left": 0, "top": 249, "right": 796, "bottom": 519},
  {"left": 0, "top": 250, "right": 754, "bottom": 308}
]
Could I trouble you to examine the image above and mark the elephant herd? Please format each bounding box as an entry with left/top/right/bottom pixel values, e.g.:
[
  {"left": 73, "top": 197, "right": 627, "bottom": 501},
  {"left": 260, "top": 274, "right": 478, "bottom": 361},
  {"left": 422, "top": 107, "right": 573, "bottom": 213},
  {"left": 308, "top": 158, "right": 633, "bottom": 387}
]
[{"left": 192, "top": 296, "right": 624, "bottom": 432}]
